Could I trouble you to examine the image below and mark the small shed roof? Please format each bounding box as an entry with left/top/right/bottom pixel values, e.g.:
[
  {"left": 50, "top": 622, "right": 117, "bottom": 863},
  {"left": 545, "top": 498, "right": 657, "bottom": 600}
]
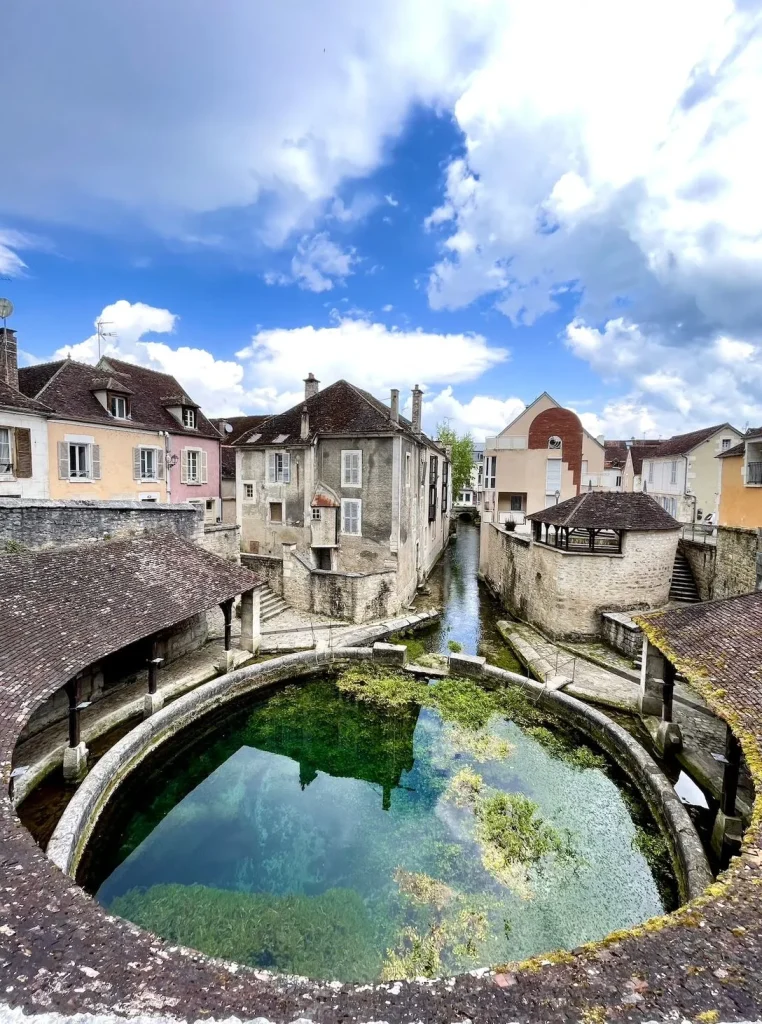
[
  {"left": 526, "top": 491, "right": 679, "bottom": 531},
  {"left": 0, "top": 534, "right": 261, "bottom": 697},
  {"left": 636, "top": 592, "right": 762, "bottom": 701}
]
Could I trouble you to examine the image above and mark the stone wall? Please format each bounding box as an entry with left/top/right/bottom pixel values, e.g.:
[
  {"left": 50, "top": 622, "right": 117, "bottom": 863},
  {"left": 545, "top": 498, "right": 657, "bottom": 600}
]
[
  {"left": 199, "top": 523, "right": 240, "bottom": 563},
  {"left": 480, "top": 521, "right": 678, "bottom": 639},
  {"left": 714, "top": 526, "right": 762, "bottom": 599},
  {"left": 282, "top": 543, "right": 398, "bottom": 623},
  {"left": 681, "top": 539, "right": 717, "bottom": 601},
  {"left": 241, "top": 552, "right": 284, "bottom": 594},
  {"left": 0, "top": 497, "right": 203, "bottom": 551},
  {"left": 17, "top": 612, "right": 208, "bottom": 742},
  {"left": 601, "top": 611, "right": 643, "bottom": 658}
]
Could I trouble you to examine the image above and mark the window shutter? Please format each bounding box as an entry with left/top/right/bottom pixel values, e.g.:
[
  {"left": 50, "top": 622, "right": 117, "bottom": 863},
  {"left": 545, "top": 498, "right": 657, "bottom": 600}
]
[
  {"left": 201, "top": 449, "right": 208, "bottom": 484},
  {"left": 282, "top": 453, "right": 290, "bottom": 483},
  {"left": 58, "top": 441, "right": 69, "bottom": 479},
  {"left": 267, "top": 452, "right": 276, "bottom": 483},
  {"left": 181, "top": 449, "right": 188, "bottom": 484},
  {"left": 133, "top": 447, "right": 141, "bottom": 480},
  {"left": 156, "top": 448, "right": 165, "bottom": 480},
  {"left": 91, "top": 444, "right": 101, "bottom": 480},
  {"left": 14, "top": 428, "right": 33, "bottom": 478}
]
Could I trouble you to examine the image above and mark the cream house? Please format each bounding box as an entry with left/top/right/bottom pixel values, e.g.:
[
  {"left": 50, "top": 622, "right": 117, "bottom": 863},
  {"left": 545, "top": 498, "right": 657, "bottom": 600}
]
[
  {"left": 0, "top": 328, "right": 51, "bottom": 499},
  {"left": 641, "top": 424, "right": 743, "bottom": 523},
  {"left": 483, "top": 393, "right": 605, "bottom": 524}
]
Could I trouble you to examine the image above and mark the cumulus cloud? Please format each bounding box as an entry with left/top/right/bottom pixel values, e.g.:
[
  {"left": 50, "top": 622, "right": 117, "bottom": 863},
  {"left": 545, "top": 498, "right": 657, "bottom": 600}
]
[
  {"left": 265, "top": 233, "right": 357, "bottom": 292},
  {"left": 53, "top": 300, "right": 247, "bottom": 416},
  {"left": 419, "top": 386, "right": 525, "bottom": 440}
]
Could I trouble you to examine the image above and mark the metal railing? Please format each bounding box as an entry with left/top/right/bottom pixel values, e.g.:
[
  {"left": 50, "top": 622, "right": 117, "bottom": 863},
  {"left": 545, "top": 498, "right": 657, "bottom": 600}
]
[
  {"left": 680, "top": 524, "right": 717, "bottom": 545},
  {"left": 497, "top": 510, "right": 527, "bottom": 526},
  {"left": 746, "top": 462, "right": 762, "bottom": 485}
]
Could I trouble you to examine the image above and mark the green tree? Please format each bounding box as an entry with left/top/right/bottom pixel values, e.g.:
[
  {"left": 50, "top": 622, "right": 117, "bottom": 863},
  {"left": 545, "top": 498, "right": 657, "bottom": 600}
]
[{"left": 436, "top": 423, "right": 474, "bottom": 498}]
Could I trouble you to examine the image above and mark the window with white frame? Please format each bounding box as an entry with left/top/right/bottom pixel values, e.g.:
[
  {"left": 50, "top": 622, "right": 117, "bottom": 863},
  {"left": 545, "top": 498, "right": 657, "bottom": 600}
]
[
  {"left": 69, "top": 444, "right": 89, "bottom": 478},
  {"left": 485, "top": 456, "right": 496, "bottom": 489},
  {"left": 648, "top": 461, "right": 653, "bottom": 484},
  {"left": 670, "top": 460, "right": 678, "bottom": 484},
  {"left": 182, "top": 447, "right": 207, "bottom": 485},
  {"left": 341, "top": 498, "right": 361, "bottom": 535},
  {"left": 140, "top": 447, "right": 157, "bottom": 480},
  {"left": 243, "top": 482, "right": 255, "bottom": 500},
  {"left": 721, "top": 438, "right": 732, "bottom": 450},
  {"left": 267, "top": 451, "right": 291, "bottom": 483},
  {"left": 405, "top": 452, "right": 411, "bottom": 488},
  {"left": 0, "top": 427, "right": 11, "bottom": 474},
  {"left": 109, "top": 394, "right": 128, "bottom": 419},
  {"left": 312, "top": 506, "right": 322, "bottom": 520},
  {"left": 58, "top": 440, "right": 99, "bottom": 481},
  {"left": 182, "top": 407, "right": 197, "bottom": 429},
  {"left": 342, "top": 449, "right": 362, "bottom": 487}
]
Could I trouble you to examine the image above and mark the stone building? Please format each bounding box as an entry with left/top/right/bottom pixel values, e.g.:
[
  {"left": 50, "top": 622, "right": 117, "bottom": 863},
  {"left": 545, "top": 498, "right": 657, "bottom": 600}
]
[
  {"left": 479, "top": 491, "right": 680, "bottom": 639},
  {"left": 482, "top": 392, "right": 606, "bottom": 525},
  {"left": 211, "top": 415, "right": 269, "bottom": 524},
  {"left": 234, "top": 374, "right": 451, "bottom": 621},
  {"left": 16, "top": 354, "right": 223, "bottom": 519}
]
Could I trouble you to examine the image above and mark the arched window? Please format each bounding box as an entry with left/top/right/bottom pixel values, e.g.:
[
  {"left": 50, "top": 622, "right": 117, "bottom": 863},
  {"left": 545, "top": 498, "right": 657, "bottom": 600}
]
[{"left": 548, "top": 435, "right": 562, "bottom": 450}]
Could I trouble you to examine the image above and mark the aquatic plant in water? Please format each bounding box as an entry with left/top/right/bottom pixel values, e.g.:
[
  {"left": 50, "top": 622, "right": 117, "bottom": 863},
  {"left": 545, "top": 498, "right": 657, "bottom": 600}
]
[
  {"left": 447, "top": 640, "right": 463, "bottom": 653},
  {"left": 446, "top": 726, "right": 513, "bottom": 763},
  {"left": 525, "top": 726, "right": 607, "bottom": 770},
  {"left": 445, "top": 766, "right": 484, "bottom": 806},
  {"left": 393, "top": 868, "right": 455, "bottom": 909}
]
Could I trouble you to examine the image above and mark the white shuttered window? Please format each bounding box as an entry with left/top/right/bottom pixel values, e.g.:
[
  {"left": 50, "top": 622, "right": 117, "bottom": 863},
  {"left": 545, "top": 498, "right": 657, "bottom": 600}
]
[
  {"left": 267, "top": 451, "right": 291, "bottom": 483},
  {"left": 341, "top": 449, "right": 362, "bottom": 487},
  {"left": 341, "top": 498, "right": 361, "bottom": 535}
]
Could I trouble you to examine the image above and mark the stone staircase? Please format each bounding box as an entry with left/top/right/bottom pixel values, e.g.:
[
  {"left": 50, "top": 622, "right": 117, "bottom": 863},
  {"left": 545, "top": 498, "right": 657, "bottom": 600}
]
[
  {"left": 669, "top": 549, "right": 700, "bottom": 603},
  {"left": 260, "top": 585, "right": 290, "bottom": 624}
]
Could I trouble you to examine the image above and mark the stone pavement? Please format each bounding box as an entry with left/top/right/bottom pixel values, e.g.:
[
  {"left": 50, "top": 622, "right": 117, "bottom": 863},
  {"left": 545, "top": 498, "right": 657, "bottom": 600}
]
[{"left": 498, "top": 618, "right": 754, "bottom": 816}]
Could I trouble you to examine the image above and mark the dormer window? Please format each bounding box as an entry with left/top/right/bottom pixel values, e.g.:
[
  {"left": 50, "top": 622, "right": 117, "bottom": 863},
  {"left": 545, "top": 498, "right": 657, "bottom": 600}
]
[
  {"left": 183, "top": 407, "right": 197, "bottom": 429},
  {"left": 548, "top": 436, "right": 562, "bottom": 450},
  {"left": 109, "top": 394, "right": 129, "bottom": 419}
]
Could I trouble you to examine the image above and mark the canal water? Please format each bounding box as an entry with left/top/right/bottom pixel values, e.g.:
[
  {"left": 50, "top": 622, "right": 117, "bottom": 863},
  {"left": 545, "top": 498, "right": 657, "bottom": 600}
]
[{"left": 73, "top": 522, "right": 677, "bottom": 982}]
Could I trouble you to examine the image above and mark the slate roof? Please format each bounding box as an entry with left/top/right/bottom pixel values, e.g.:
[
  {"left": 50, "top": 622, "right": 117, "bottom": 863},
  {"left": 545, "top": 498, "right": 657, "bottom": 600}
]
[
  {"left": 636, "top": 591, "right": 762, "bottom": 700},
  {"left": 649, "top": 424, "right": 737, "bottom": 458},
  {"left": 0, "top": 377, "right": 52, "bottom": 415},
  {"left": 526, "top": 491, "right": 680, "bottom": 530},
  {"left": 0, "top": 534, "right": 261, "bottom": 695},
  {"left": 18, "top": 356, "right": 221, "bottom": 438},
  {"left": 233, "top": 379, "right": 443, "bottom": 450}
]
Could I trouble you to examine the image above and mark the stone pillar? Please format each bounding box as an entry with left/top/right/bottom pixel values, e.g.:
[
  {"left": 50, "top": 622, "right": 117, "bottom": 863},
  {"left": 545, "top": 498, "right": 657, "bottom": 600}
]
[
  {"left": 240, "top": 586, "right": 261, "bottom": 653},
  {"left": 638, "top": 637, "right": 666, "bottom": 717},
  {"left": 220, "top": 598, "right": 234, "bottom": 651},
  {"left": 63, "top": 678, "right": 89, "bottom": 783},
  {"left": 655, "top": 659, "right": 682, "bottom": 756},
  {"left": 711, "top": 726, "right": 744, "bottom": 861},
  {"left": 143, "top": 657, "right": 165, "bottom": 719}
]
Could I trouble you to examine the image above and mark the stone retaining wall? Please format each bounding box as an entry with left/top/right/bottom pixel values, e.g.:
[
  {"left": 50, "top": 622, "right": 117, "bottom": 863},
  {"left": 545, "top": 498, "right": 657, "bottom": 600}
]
[
  {"left": 283, "top": 544, "right": 398, "bottom": 623},
  {"left": 200, "top": 522, "right": 241, "bottom": 562},
  {"left": 0, "top": 497, "right": 203, "bottom": 550},
  {"left": 600, "top": 611, "right": 642, "bottom": 658},
  {"left": 681, "top": 538, "right": 717, "bottom": 601},
  {"left": 241, "top": 552, "right": 284, "bottom": 594}
]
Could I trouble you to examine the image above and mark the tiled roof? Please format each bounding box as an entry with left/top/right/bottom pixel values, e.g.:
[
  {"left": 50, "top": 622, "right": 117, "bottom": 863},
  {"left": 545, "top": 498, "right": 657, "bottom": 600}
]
[
  {"left": 629, "top": 441, "right": 662, "bottom": 475},
  {"left": 649, "top": 424, "right": 736, "bottom": 458},
  {"left": 604, "top": 441, "right": 629, "bottom": 469},
  {"left": 18, "top": 357, "right": 221, "bottom": 439},
  {"left": 526, "top": 491, "right": 680, "bottom": 530},
  {"left": 233, "top": 379, "right": 442, "bottom": 449},
  {"left": 0, "top": 377, "right": 52, "bottom": 415},
  {"left": 636, "top": 591, "right": 762, "bottom": 699},
  {"left": 212, "top": 416, "right": 270, "bottom": 478},
  {"left": 0, "top": 534, "right": 260, "bottom": 696}
]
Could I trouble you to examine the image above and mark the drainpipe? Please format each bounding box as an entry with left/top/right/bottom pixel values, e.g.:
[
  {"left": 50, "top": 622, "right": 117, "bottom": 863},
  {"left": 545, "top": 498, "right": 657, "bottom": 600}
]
[
  {"left": 682, "top": 454, "right": 696, "bottom": 523},
  {"left": 164, "top": 432, "right": 172, "bottom": 503}
]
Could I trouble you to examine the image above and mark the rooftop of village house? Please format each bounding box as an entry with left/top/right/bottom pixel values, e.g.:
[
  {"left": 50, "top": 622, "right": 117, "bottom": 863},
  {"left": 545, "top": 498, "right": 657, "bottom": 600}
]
[
  {"left": 718, "top": 428, "right": 762, "bottom": 459},
  {"left": 526, "top": 490, "right": 680, "bottom": 531},
  {"left": 212, "top": 414, "right": 270, "bottom": 478},
  {"left": 0, "top": 375, "right": 53, "bottom": 415},
  {"left": 0, "top": 533, "right": 261, "bottom": 695},
  {"left": 233, "top": 377, "right": 443, "bottom": 449},
  {"left": 647, "top": 422, "right": 739, "bottom": 458},
  {"left": 603, "top": 438, "right": 661, "bottom": 473},
  {"left": 17, "top": 356, "right": 222, "bottom": 439}
]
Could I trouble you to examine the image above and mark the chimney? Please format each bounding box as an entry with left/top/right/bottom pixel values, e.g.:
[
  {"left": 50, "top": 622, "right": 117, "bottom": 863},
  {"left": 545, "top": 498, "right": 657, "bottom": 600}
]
[
  {"left": 411, "top": 385, "right": 423, "bottom": 435},
  {"left": 390, "top": 388, "right": 399, "bottom": 423},
  {"left": 0, "top": 328, "right": 18, "bottom": 391},
  {"left": 304, "top": 372, "right": 320, "bottom": 400},
  {"left": 301, "top": 405, "right": 310, "bottom": 440}
]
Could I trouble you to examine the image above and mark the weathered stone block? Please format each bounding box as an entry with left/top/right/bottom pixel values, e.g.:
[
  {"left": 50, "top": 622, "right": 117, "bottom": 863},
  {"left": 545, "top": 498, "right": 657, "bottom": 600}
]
[
  {"left": 62, "top": 741, "right": 88, "bottom": 783},
  {"left": 711, "top": 809, "right": 743, "bottom": 860},
  {"left": 639, "top": 676, "right": 665, "bottom": 717},
  {"left": 143, "top": 692, "right": 165, "bottom": 719},
  {"left": 655, "top": 720, "right": 682, "bottom": 757},
  {"left": 449, "top": 652, "right": 486, "bottom": 677},
  {"left": 372, "top": 642, "right": 407, "bottom": 666}
]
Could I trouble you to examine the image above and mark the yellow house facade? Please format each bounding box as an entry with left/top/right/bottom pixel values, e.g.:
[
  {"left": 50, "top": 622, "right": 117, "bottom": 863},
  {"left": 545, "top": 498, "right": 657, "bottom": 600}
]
[{"left": 718, "top": 432, "right": 762, "bottom": 529}]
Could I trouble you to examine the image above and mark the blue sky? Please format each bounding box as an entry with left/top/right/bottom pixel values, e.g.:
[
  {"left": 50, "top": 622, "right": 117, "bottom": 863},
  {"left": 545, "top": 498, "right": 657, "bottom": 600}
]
[{"left": 2, "top": 0, "right": 761, "bottom": 439}]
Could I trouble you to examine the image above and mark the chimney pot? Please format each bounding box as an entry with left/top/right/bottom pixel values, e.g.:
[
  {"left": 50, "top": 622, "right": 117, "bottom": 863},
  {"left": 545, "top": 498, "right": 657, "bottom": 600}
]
[
  {"left": 300, "top": 405, "right": 310, "bottom": 440},
  {"left": 304, "top": 372, "right": 320, "bottom": 400},
  {"left": 411, "top": 385, "right": 423, "bottom": 436},
  {"left": 390, "top": 388, "right": 399, "bottom": 423},
  {"left": 0, "top": 328, "right": 18, "bottom": 391}
]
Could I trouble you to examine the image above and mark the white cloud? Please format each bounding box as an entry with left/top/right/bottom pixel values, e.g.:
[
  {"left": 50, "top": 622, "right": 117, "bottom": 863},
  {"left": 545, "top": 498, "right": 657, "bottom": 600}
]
[
  {"left": 52, "top": 300, "right": 247, "bottom": 417},
  {"left": 382, "top": 304, "right": 394, "bottom": 312},
  {"left": 420, "top": 386, "right": 525, "bottom": 440},
  {"left": 384, "top": 193, "right": 399, "bottom": 207},
  {"left": 290, "top": 233, "right": 356, "bottom": 292},
  {"left": 0, "top": 228, "right": 50, "bottom": 277},
  {"left": 236, "top": 316, "right": 508, "bottom": 418}
]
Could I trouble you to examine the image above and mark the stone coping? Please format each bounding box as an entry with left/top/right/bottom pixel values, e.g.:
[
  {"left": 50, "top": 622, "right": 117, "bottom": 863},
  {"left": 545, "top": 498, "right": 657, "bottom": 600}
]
[{"left": 2, "top": 641, "right": 762, "bottom": 1020}]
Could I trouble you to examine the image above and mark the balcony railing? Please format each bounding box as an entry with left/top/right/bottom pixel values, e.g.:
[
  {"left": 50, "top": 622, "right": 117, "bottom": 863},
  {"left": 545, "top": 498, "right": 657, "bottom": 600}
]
[
  {"left": 747, "top": 461, "right": 762, "bottom": 485},
  {"left": 498, "top": 510, "right": 526, "bottom": 526}
]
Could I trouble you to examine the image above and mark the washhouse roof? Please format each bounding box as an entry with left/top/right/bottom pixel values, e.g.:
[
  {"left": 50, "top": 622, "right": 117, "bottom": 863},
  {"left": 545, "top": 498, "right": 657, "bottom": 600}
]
[
  {"left": 636, "top": 591, "right": 762, "bottom": 700},
  {"left": 234, "top": 378, "right": 443, "bottom": 451},
  {"left": 18, "top": 356, "right": 221, "bottom": 439},
  {"left": 0, "top": 534, "right": 261, "bottom": 697},
  {"left": 526, "top": 491, "right": 680, "bottom": 531}
]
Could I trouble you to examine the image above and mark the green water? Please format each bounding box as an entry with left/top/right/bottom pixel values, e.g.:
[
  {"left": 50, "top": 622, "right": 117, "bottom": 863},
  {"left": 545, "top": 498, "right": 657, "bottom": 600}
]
[{"left": 82, "top": 673, "right": 675, "bottom": 982}]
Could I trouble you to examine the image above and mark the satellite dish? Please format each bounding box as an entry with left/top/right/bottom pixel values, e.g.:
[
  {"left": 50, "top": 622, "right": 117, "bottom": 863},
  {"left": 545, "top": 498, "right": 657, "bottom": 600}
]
[
  {"left": 225, "top": 423, "right": 233, "bottom": 434},
  {"left": 0, "top": 298, "right": 13, "bottom": 321}
]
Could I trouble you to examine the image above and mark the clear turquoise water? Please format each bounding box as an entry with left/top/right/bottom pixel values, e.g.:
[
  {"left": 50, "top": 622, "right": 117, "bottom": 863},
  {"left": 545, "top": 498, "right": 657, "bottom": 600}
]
[{"left": 82, "top": 675, "right": 674, "bottom": 982}]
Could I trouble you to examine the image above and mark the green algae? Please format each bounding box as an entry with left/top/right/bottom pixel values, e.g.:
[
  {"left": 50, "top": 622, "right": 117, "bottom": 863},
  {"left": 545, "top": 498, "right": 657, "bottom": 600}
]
[
  {"left": 525, "top": 726, "right": 607, "bottom": 770},
  {"left": 446, "top": 766, "right": 484, "bottom": 806},
  {"left": 447, "top": 640, "right": 463, "bottom": 653}
]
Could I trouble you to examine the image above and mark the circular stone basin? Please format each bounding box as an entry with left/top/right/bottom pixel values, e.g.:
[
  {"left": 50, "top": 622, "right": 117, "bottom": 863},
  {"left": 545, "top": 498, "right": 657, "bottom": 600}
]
[{"left": 78, "top": 673, "right": 677, "bottom": 983}]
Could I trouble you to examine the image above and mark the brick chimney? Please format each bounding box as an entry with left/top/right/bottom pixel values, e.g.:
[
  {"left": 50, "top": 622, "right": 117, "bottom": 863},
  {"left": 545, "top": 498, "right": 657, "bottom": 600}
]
[
  {"left": 301, "top": 405, "right": 310, "bottom": 439},
  {"left": 390, "top": 388, "right": 399, "bottom": 424},
  {"left": 0, "top": 328, "right": 18, "bottom": 391},
  {"left": 304, "top": 372, "right": 320, "bottom": 400},
  {"left": 411, "top": 385, "right": 423, "bottom": 435}
]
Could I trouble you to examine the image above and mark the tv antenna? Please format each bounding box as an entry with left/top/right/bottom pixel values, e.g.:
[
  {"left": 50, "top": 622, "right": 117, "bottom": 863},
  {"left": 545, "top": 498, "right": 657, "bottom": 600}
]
[{"left": 96, "top": 320, "right": 117, "bottom": 359}]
